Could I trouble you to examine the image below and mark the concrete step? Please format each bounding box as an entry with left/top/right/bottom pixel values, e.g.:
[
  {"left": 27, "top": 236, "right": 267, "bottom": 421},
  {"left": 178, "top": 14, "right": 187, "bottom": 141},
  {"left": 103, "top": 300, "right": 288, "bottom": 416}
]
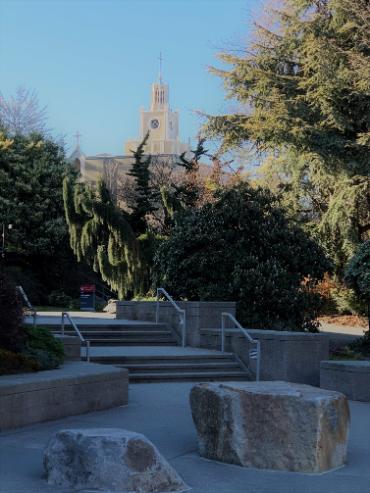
[
  {"left": 60, "top": 330, "right": 173, "bottom": 338},
  {"left": 129, "top": 370, "right": 249, "bottom": 383},
  {"left": 88, "top": 339, "right": 178, "bottom": 346},
  {"left": 89, "top": 351, "right": 250, "bottom": 382},
  {"left": 90, "top": 354, "right": 237, "bottom": 365},
  {"left": 51, "top": 323, "right": 169, "bottom": 332},
  {"left": 121, "top": 361, "right": 241, "bottom": 373}
]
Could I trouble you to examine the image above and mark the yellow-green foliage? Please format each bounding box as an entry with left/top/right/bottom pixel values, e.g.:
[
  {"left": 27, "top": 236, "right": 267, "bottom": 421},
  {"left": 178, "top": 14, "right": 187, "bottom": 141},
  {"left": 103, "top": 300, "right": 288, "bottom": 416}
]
[{"left": 63, "top": 177, "right": 149, "bottom": 298}]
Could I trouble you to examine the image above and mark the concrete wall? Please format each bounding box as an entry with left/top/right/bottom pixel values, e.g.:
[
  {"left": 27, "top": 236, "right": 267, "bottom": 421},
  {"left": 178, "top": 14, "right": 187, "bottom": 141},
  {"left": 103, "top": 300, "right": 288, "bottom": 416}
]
[
  {"left": 0, "top": 362, "right": 128, "bottom": 431},
  {"left": 201, "top": 328, "right": 329, "bottom": 386},
  {"left": 115, "top": 300, "right": 236, "bottom": 346},
  {"left": 54, "top": 334, "right": 81, "bottom": 361},
  {"left": 321, "top": 360, "right": 370, "bottom": 402}
]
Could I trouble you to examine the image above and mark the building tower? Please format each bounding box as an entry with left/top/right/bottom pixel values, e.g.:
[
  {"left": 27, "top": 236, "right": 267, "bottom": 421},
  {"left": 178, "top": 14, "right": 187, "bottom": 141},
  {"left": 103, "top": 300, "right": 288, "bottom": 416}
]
[{"left": 124, "top": 54, "right": 190, "bottom": 156}]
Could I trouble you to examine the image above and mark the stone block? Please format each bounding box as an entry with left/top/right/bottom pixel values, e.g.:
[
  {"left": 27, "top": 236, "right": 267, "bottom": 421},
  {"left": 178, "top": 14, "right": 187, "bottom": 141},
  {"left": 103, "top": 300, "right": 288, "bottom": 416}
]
[
  {"left": 44, "top": 428, "right": 188, "bottom": 492},
  {"left": 190, "top": 381, "right": 349, "bottom": 473},
  {"left": 321, "top": 360, "right": 370, "bottom": 402}
]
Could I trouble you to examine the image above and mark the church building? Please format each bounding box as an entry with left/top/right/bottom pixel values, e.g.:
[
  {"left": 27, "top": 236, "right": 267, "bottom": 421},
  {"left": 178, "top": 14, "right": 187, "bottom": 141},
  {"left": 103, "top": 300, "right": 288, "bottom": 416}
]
[{"left": 69, "top": 63, "right": 190, "bottom": 186}]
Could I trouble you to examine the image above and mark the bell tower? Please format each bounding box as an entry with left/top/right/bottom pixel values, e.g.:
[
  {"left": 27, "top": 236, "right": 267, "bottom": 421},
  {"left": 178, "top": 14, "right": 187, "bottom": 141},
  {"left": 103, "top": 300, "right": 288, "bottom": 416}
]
[{"left": 124, "top": 54, "right": 190, "bottom": 156}]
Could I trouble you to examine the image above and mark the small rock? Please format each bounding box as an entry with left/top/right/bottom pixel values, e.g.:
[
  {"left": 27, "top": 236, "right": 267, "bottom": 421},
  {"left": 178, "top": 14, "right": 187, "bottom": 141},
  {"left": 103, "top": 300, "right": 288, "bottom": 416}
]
[
  {"left": 190, "top": 381, "right": 349, "bottom": 473},
  {"left": 43, "top": 428, "right": 188, "bottom": 492}
]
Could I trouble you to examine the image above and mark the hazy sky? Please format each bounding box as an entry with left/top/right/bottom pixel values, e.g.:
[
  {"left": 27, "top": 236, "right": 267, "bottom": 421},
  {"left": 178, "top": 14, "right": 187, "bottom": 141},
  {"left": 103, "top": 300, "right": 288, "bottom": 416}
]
[{"left": 0, "top": 0, "right": 262, "bottom": 156}]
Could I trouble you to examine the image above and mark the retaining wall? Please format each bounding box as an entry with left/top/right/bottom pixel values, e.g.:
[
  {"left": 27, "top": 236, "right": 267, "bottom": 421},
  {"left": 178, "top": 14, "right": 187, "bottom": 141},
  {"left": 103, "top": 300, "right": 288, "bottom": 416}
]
[
  {"left": 54, "top": 334, "right": 81, "bottom": 361},
  {"left": 320, "top": 360, "right": 370, "bottom": 402},
  {"left": 115, "top": 300, "right": 236, "bottom": 346},
  {"left": 201, "top": 328, "right": 329, "bottom": 386},
  {"left": 0, "top": 362, "right": 128, "bottom": 431}
]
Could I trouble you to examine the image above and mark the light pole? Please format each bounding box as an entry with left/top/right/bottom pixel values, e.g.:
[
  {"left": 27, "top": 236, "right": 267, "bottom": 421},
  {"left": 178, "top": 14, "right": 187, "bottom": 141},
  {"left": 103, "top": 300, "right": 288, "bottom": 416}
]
[{"left": 1, "top": 223, "right": 12, "bottom": 260}]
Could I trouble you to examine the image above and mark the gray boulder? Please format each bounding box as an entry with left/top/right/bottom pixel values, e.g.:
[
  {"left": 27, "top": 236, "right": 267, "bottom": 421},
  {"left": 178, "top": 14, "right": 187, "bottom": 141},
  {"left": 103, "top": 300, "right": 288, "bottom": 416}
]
[
  {"left": 190, "top": 381, "right": 349, "bottom": 473},
  {"left": 43, "top": 428, "right": 188, "bottom": 492}
]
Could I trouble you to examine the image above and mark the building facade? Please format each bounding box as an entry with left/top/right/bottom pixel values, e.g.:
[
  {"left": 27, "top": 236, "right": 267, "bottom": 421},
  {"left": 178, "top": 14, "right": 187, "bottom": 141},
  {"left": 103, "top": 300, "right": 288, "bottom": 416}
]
[{"left": 69, "top": 73, "right": 190, "bottom": 187}]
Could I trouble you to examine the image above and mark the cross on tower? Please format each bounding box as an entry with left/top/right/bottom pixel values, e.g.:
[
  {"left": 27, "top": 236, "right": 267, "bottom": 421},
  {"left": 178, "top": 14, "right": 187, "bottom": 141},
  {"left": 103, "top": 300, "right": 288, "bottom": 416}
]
[
  {"left": 158, "top": 52, "right": 163, "bottom": 84},
  {"left": 74, "top": 131, "right": 82, "bottom": 147}
]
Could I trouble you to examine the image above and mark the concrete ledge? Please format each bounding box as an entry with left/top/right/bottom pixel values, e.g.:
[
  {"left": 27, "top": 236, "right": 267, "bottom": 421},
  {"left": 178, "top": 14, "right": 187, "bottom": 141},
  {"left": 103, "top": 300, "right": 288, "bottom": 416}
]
[
  {"left": 320, "top": 360, "right": 370, "bottom": 402},
  {"left": 0, "top": 362, "right": 128, "bottom": 431},
  {"left": 201, "top": 328, "right": 329, "bottom": 385}
]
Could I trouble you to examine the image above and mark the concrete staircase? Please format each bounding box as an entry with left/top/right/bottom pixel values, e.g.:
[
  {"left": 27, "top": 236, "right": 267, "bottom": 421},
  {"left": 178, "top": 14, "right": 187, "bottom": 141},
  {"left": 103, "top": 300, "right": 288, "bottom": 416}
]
[
  {"left": 90, "top": 353, "right": 250, "bottom": 383},
  {"left": 50, "top": 319, "right": 251, "bottom": 383},
  {"left": 52, "top": 323, "right": 178, "bottom": 346}
]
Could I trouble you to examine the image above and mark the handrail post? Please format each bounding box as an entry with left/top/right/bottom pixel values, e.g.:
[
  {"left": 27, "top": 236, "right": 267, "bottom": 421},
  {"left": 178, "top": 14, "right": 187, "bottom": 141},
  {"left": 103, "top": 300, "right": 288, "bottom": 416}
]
[
  {"left": 156, "top": 288, "right": 160, "bottom": 324},
  {"left": 86, "top": 340, "right": 90, "bottom": 363},
  {"left": 255, "top": 340, "right": 261, "bottom": 382},
  {"left": 181, "top": 310, "right": 186, "bottom": 347},
  {"left": 221, "top": 312, "right": 262, "bottom": 382},
  {"left": 221, "top": 312, "right": 225, "bottom": 352}
]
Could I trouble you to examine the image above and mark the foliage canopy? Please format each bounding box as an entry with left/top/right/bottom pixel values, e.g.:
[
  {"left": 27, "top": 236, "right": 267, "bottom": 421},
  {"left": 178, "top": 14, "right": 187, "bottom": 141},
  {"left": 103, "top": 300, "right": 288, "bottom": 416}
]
[
  {"left": 154, "top": 183, "right": 331, "bottom": 331},
  {"left": 205, "top": 0, "right": 370, "bottom": 279}
]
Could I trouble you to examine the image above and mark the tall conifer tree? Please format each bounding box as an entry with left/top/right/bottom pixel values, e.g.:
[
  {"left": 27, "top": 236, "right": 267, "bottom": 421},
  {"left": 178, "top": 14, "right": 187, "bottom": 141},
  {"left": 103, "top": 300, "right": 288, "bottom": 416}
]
[{"left": 204, "top": 0, "right": 370, "bottom": 276}]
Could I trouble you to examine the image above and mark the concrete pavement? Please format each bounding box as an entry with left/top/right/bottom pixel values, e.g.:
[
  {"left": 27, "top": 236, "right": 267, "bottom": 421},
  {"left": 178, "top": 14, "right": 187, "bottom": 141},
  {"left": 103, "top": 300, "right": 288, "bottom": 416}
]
[
  {"left": 1, "top": 382, "right": 369, "bottom": 493},
  {"left": 320, "top": 321, "right": 366, "bottom": 337}
]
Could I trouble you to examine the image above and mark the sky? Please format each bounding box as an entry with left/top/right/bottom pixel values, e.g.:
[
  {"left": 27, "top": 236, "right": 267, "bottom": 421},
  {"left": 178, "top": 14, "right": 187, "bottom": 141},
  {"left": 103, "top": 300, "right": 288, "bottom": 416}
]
[{"left": 0, "top": 0, "right": 262, "bottom": 157}]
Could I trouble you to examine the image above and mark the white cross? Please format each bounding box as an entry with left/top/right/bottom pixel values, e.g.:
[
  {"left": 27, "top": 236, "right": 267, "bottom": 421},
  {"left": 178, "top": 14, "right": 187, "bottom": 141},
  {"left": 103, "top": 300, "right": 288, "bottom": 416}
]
[{"left": 74, "top": 131, "right": 82, "bottom": 146}]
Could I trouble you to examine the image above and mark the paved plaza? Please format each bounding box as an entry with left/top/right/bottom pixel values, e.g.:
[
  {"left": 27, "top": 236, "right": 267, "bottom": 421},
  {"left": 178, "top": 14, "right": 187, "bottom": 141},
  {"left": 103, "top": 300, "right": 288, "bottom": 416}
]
[{"left": 1, "top": 382, "right": 369, "bottom": 493}]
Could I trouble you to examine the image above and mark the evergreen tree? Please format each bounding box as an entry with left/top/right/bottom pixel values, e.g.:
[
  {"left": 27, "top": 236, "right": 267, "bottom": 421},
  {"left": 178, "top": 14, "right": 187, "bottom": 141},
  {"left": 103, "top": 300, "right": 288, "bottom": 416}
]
[
  {"left": 154, "top": 183, "right": 331, "bottom": 331},
  {"left": 127, "top": 131, "right": 156, "bottom": 233},
  {"left": 0, "top": 130, "right": 93, "bottom": 303},
  {"left": 345, "top": 240, "right": 370, "bottom": 352},
  {"left": 63, "top": 176, "right": 156, "bottom": 298},
  {"left": 205, "top": 0, "right": 370, "bottom": 277}
]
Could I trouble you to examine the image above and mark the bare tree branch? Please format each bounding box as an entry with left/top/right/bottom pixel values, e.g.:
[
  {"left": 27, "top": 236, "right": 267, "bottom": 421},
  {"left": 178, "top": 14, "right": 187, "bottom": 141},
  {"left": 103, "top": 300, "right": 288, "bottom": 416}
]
[{"left": 0, "top": 87, "right": 49, "bottom": 136}]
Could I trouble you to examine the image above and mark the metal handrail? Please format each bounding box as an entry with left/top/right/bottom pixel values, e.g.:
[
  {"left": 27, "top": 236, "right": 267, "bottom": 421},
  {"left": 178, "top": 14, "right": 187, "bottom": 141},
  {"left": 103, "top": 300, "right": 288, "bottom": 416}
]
[
  {"left": 156, "top": 287, "right": 186, "bottom": 347},
  {"left": 17, "top": 285, "right": 37, "bottom": 327},
  {"left": 221, "top": 312, "right": 261, "bottom": 381},
  {"left": 61, "top": 312, "right": 90, "bottom": 362}
]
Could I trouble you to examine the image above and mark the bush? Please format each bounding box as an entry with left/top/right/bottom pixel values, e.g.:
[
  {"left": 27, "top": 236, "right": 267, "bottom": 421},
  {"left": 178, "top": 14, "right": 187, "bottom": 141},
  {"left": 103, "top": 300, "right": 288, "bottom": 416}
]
[
  {"left": 345, "top": 240, "right": 370, "bottom": 353},
  {"left": 0, "top": 272, "right": 25, "bottom": 351},
  {"left": 345, "top": 240, "right": 370, "bottom": 304},
  {"left": 330, "top": 285, "right": 367, "bottom": 316},
  {"left": 0, "top": 348, "right": 39, "bottom": 375},
  {"left": 48, "top": 289, "right": 73, "bottom": 308},
  {"left": 23, "top": 326, "right": 64, "bottom": 370},
  {"left": 153, "top": 184, "right": 331, "bottom": 331}
]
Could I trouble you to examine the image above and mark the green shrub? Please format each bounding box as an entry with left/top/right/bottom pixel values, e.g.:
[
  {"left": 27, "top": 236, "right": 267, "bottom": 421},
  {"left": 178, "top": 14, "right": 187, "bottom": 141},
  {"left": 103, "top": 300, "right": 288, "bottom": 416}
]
[
  {"left": 48, "top": 290, "right": 72, "bottom": 308},
  {"left": 0, "top": 272, "right": 25, "bottom": 351},
  {"left": 23, "top": 326, "right": 64, "bottom": 370},
  {"left": 153, "top": 184, "right": 331, "bottom": 331},
  {"left": 345, "top": 240, "right": 370, "bottom": 353},
  {"left": 0, "top": 348, "right": 39, "bottom": 375},
  {"left": 345, "top": 240, "right": 370, "bottom": 304},
  {"left": 330, "top": 285, "right": 367, "bottom": 316}
]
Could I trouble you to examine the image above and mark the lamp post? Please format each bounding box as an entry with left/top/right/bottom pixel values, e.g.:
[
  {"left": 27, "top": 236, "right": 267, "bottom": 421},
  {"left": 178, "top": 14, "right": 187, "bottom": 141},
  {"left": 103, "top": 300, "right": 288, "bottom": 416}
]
[{"left": 1, "top": 223, "right": 12, "bottom": 260}]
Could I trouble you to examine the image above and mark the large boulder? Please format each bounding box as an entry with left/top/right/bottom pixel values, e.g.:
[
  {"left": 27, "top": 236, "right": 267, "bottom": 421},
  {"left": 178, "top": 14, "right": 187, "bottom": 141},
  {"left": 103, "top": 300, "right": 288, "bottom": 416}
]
[
  {"left": 190, "top": 381, "right": 349, "bottom": 473},
  {"left": 43, "top": 428, "right": 188, "bottom": 492}
]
